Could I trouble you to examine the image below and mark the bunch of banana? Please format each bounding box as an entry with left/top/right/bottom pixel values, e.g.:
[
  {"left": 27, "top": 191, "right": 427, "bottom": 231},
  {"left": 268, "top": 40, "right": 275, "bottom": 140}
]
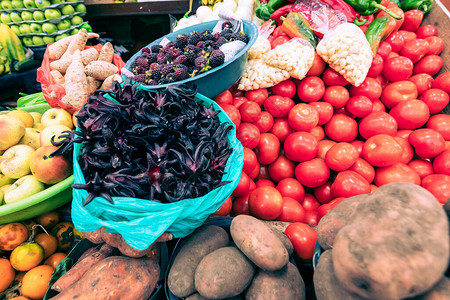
[
  {"left": 0, "top": 23, "right": 27, "bottom": 76},
  {"left": 0, "top": 45, "right": 11, "bottom": 76},
  {"left": 201, "top": 0, "right": 221, "bottom": 8}
]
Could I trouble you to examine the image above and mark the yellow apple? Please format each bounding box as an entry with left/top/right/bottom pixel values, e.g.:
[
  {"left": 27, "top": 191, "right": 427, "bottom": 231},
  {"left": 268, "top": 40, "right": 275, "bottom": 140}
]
[
  {"left": 4, "top": 175, "right": 45, "bottom": 204},
  {"left": 41, "top": 108, "right": 73, "bottom": 129},
  {"left": 30, "top": 112, "right": 42, "bottom": 124},
  {"left": 0, "top": 184, "right": 11, "bottom": 195},
  {"left": 18, "top": 128, "right": 41, "bottom": 149},
  {"left": 40, "top": 125, "right": 71, "bottom": 147},
  {"left": 30, "top": 145, "right": 71, "bottom": 184},
  {"left": 0, "top": 145, "right": 35, "bottom": 179},
  {"left": 8, "top": 110, "right": 34, "bottom": 128},
  {"left": 33, "top": 123, "right": 45, "bottom": 131},
  {"left": 0, "top": 172, "right": 14, "bottom": 187},
  {"left": 0, "top": 115, "right": 26, "bottom": 150}
]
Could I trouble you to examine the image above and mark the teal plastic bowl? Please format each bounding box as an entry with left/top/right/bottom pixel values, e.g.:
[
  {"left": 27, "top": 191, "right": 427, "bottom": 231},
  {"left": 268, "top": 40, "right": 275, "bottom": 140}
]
[{"left": 122, "top": 20, "right": 258, "bottom": 99}]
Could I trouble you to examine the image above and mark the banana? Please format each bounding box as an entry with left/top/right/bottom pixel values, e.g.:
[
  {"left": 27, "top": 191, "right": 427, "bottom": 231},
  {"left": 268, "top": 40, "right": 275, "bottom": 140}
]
[
  {"left": 0, "top": 24, "right": 26, "bottom": 62},
  {"left": 0, "top": 65, "right": 4, "bottom": 75}
]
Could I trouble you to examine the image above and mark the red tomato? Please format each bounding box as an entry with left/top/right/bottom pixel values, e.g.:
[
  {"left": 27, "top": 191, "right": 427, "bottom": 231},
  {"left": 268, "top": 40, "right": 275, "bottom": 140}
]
[
  {"left": 415, "top": 25, "right": 437, "bottom": 39},
  {"left": 362, "top": 134, "right": 403, "bottom": 167},
  {"left": 385, "top": 31, "right": 405, "bottom": 53},
  {"left": 407, "top": 159, "right": 433, "bottom": 179},
  {"left": 237, "top": 123, "right": 260, "bottom": 149},
  {"left": 427, "top": 114, "right": 450, "bottom": 141},
  {"left": 359, "top": 111, "right": 398, "bottom": 139},
  {"left": 409, "top": 129, "right": 446, "bottom": 159},
  {"left": 424, "top": 36, "right": 444, "bottom": 55},
  {"left": 232, "top": 194, "right": 250, "bottom": 215},
  {"left": 325, "top": 142, "right": 359, "bottom": 171},
  {"left": 351, "top": 140, "right": 364, "bottom": 155},
  {"left": 295, "top": 158, "right": 330, "bottom": 188},
  {"left": 248, "top": 186, "right": 283, "bottom": 220},
  {"left": 367, "top": 54, "right": 384, "bottom": 78},
  {"left": 309, "top": 126, "right": 325, "bottom": 141},
  {"left": 350, "top": 158, "right": 375, "bottom": 183},
  {"left": 271, "top": 80, "right": 297, "bottom": 98},
  {"left": 400, "top": 39, "right": 429, "bottom": 63},
  {"left": 345, "top": 95, "right": 373, "bottom": 118},
  {"left": 297, "top": 76, "right": 325, "bottom": 102},
  {"left": 253, "top": 111, "right": 274, "bottom": 133},
  {"left": 433, "top": 150, "right": 450, "bottom": 176},
  {"left": 421, "top": 174, "right": 450, "bottom": 204},
  {"left": 414, "top": 55, "right": 443, "bottom": 76},
  {"left": 394, "top": 136, "right": 414, "bottom": 164},
  {"left": 419, "top": 89, "right": 450, "bottom": 114},
  {"left": 314, "top": 182, "right": 333, "bottom": 204},
  {"left": 233, "top": 96, "right": 247, "bottom": 109},
  {"left": 317, "top": 140, "right": 336, "bottom": 160},
  {"left": 239, "top": 101, "right": 261, "bottom": 123},
  {"left": 389, "top": 99, "right": 430, "bottom": 129},
  {"left": 303, "top": 210, "right": 319, "bottom": 225},
  {"left": 213, "top": 197, "right": 232, "bottom": 216},
  {"left": 301, "top": 194, "right": 320, "bottom": 211},
  {"left": 377, "top": 41, "right": 392, "bottom": 60},
  {"left": 248, "top": 162, "right": 260, "bottom": 180},
  {"left": 383, "top": 56, "right": 414, "bottom": 82},
  {"left": 324, "top": 114, "right": 358, "bottom": 142},
  {"left": 350, "top": 77, "right": 382, "bottom": 101},
  {"left": 285, "top": 223, "right": 317, "bottom": 260},
  {"left": 214, "top": 90, "right": 233, "bottom": 106},
  {"left": 322, "top": 68, "right": 349, "bottom": 86},
  {"left": 249, "top": 178, "right": 256, "bottom": 193},
  {"left": 323, "top": 86, "right": 350, "bottom": 109},
  {"left": 243, "top": 147, "right": 257, "bottom": 175},
  {"left": 264, "top": 95, "right": 295, "bottom": 118},
  {"left": 400, "top": 9, "right": 423, "bottom": 32},
  {"left": 271, "top": 35, "right": 290, "bottom": 49},
  {"left": 232, "top": 171, "right": 252, "bottom": 197},
  {"left": 331, "top": 170, "right": 371, "bottom": 198},
  {"left": 256, "top": 133, "right": 280, "bottom": 165},
  {"left": 276, "top": 178, "right": 305, "bottom": 203},
  {"left": 277, "top": 197, "right": 305, "bottom": 222},
  {"left": 288, "top": 104, "right": 319, "bottom": 131},
  {"left": 432, "top": 72, "right": 450, "bottom": 94},
  {"left": 306, "top": 53, "right": 326, "bottom": 77},
  {"left": 245, "top": 88, "right": 269, "bottom": 106},
  {"left": 408, "top": 73, "right": 433, "bottom": 96},
  {"left": 284, "top": 132, "right": 318, "bottom": 162},
  {"left": 372, "top": 99, "right": 386, "bottom": 112},
  {"left": 229, "top": 83, "right": 243, "bottom": 98},
  {"left": 256, "top": 179, "right": 275, "bottom": 188},
  {"left": 375, "top": 163, "right": 421, "bottom": 186},
  {"left": 398, "top": 30, "right": 417, "bottom": 42},
  {"left": 268, "top": 155, "right": 295, "bottom": 182},
  {"left": 221, "top": 104, "right": 241, "bottom": 129},
  {"left": 273, "top": 26, "right": 287, "bottom": 37},
  {"left": 380, "top": 81, "right": 418, "bottom": 109},
  {"left": 256, "top": 164, "right": 269, "bottom": 180},
  {"left": 387, "top": 51, "right": 400, "bottom": 59},
  {"left": 270, "top": 118, "right": 294, "bottom": 142},
  {"left": 309, "top": 102, "right": 334, "bottom": 125},
  {"left": 317, "top": 197, "right": 346, "bottom": 221}
]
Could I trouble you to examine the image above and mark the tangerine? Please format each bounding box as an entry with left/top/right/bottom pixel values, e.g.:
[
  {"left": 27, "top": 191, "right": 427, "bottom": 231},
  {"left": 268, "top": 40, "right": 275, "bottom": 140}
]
[
  {"left": 10, "top": 243, "right": 44, "bottom": 271},
  {"left": 21, "top": 265, "right": 54, "bottom": 300},
  {"left": 44, "top": 252, "right": 67, "bottom": 269},
  {"left": 0, "top": 257, "right": 15, "bottom": 292}
]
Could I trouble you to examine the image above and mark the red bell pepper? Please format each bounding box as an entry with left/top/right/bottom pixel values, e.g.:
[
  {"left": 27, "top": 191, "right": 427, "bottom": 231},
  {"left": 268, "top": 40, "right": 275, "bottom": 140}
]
[
  {"left": 270, "top": 4, "right": 294, "bottom": 24},
  {"left": 377, "top": 2, "right": 404, "bottom": 32}
]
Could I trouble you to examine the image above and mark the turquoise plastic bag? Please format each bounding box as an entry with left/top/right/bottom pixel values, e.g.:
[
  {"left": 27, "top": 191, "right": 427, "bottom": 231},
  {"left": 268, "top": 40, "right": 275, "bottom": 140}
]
[{"left": 71, "top": 91, "right": 244, "bottom": 251}]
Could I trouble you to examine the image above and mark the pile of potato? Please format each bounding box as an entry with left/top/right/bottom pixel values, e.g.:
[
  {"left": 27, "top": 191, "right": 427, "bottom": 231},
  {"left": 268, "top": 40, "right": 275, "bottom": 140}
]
[
  {"left": 47, "top": 29, "right": 122, "bottom": 109},
  {"left": 314, "top": 183, "right": 450, "bottom": 300},
  {"left": 167, "top": 215, "right": 305, "bottom": 300}
]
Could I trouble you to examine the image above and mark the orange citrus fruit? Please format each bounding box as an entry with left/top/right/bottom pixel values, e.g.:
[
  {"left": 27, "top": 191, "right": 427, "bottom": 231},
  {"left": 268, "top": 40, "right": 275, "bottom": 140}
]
[
  {"left": 0, "top": 257, "right": 15, "bottom": 292},
  {"left": 21, "top": 265, "right": 54, "bottom": 300},
  {"left": 10, "top": 243, "right": 44, "bottom": 271},
  {"left": 44, "top": 252, "right": 67, "bottom": 269},
  {"left": 9, "top": 296, "right": 30, "bottom": 300}
]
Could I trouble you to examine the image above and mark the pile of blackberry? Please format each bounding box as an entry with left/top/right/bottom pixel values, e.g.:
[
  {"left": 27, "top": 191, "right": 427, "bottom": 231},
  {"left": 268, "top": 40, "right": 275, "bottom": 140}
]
[{"left": 130, "top": 25, "right": 249, "bottom": 85}]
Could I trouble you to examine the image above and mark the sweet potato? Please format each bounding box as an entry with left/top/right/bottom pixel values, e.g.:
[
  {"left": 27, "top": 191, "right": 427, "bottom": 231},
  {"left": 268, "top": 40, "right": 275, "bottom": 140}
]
[
  {"left": 52, "top": 243, "right": 115, "bottom": 292},
  {"left": 50, "top": 70, "right": 65, "bottom": 84},
  {"left": 313, "top": 250, "right": 366, "bottom": 300},
  {"left": 246, "top": 262, "right": 305, "bottom": 300},
  {"left": 81, "top": 48, "right": 99, "bottom": 66},
  {"left": 100, "top": 74, "right": 122, "bottom": 90},
  {"left": 195, "top": 247, "right": 255, "bottom": 299},
  {"left": 186, "top": 293, "right": 242, "bottom": 300},
  {"left": 98, "top": 42, "right": 114, "bottom": 63},
  {"left": 49, "top": 56, "right": 72, "bottom": 74},
  {"left": 85, "top": 61, "right": 118, "bottom": 80},
  {"left": 116, "top": 235, "right": 160, "bottom": 259},
  {"left": 409, "top": 277, "right": 450, "bottom": 300},
  {"left": 62, "top": 29, "right": 88, "bottom": 59},
  {"left": 86, "top": 76, "right": 101, "bottom": 95},
  {"left": 61, "top": 50, "right": 88, "bottom": 109},
  {"left": 76, "top": 244, "right": 101, "bottom": 262},
  {"left": 51, "top": 256, "right": 160, "bottom": 300},
  {"left": 168, "top": 225, "right": 229, "bottom": 298},
  {"left": 333, "top": 183, "right": 450, "bottom": 300},
  {"left": 231, "top": 215, "right": 289, "bottom": 271},
  {"left": 82, "top": 229, "right": 103, "bottom": 244},
  {"left": 48, "top": 32, "right": 99, "bottom": 60},
  {"left": 317, "top": 194, "right": 368, "bottom": 249}
]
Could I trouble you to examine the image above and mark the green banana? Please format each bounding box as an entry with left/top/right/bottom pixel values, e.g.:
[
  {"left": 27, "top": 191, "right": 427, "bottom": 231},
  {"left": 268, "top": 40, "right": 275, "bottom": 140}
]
[{"left": 0, "top": 24, "right": 26, "bottom": 62}]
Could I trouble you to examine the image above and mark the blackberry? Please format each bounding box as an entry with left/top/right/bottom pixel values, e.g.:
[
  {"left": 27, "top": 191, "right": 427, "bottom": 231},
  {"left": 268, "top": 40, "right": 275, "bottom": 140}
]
[
  {"left": 136, "top": 66, "right": 147, "bottom": 74},
  {"left": 176, "top": 64, "right": 189, "bottom": 71},
  {"left": 228, "top": 33, "right": 240, "bottom": 42},
  {"left": 185, "top": 51, "right": 197, "bottom": 65},
  {"left": 203, "top": 40, "right": 217, "bottom": 52},
  {"left": 148, "top": 79, "right": 158, "bottom": 85},
  {"left": 151, "top": 69, "right": 162, "bottom": 81},
  {"left": 236, "top": 33, "right": 249, "bottom": 43},
  {"left": 214, "top": 32, "right": 221, "bottom": 42},
  {"left": 173, "top": 55, "right": 187, "bottom": 65},
  {"left": 201, "top": 32, "right": 215, "bottom": 42},
  {"left": 222, "top": 21, "right": 232, "bottom": 30},
  {"left": 220, "top": 29, "right": 233, "bottom": 40},
  {"left": 130, "top": 61, "right": 138, "bottom": 69},
  {"left": 150, "top": 62, "right": 158, "bottom": 70},
  {"left": 216, "top": 37, "right": 228, "bottom": 48},
  {"left": 200, "top": 29, "right": 211, "bottom": 35},
  {"left": 188, "top": 32, "right": 202, "bottom": 45},
  {"left": 157, "top": 53, "right": 167, "bottom": 64},
  {"left": 135, "top": 57, "right": 149, "bottom": 68},
  {"left": 134, "top": 74, "right": 146, "bottom": 83},
  {"left": 174, "top": 33, "right": 189, "bottom": 49},
  {"left": 147, "top": 53, "right": 158, "bottom": 64},
  {"left": 151, "top": 44, "right": 162, "bottom": 53},
  {"left": 159, "top": 78, "right": 169, "bottom": 84},
  {"left": 141, "top": 47, "right": 151, "bottom": 54},
  {"left": 166, "top": 72, "right": 176, "bottom": 83},
  {"left": 196, "top": 41, "right": 205, "bottom": 49},
  {"left": 162, "top": 64, "right": 174, "bottom": 76},
  {"left": 184, "top": 44, "right": 197, "bottom": 53},
  {"left": 174, "top": 68, "right": 189, "bottom": 81},
  {"left": 209, "top": 49, "right": 225, "bottom": 68},
  {"left": 194, "top": 56, "right": 208, "bottom": 70}
]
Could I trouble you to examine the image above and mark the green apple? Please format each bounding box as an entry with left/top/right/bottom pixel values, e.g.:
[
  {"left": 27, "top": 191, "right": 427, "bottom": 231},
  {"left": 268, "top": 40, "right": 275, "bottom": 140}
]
[
  {"left": 51, "top": 0, "right": 64, "bottom": 3},
  {"left": 44, "top": 8, "right": 61, "bottom": 19},
  {"left": 9, "top": 24, "right": 20, "bottom": 35},
  {"left": 55, "top": 32, "right": 68, "bottom": 41},
  {"left": 70, "top": 15, "right": 82, "bottom": 25},
  {"left": 21, "top": 11, "right": 33, "bottom": 21},
  {"left": 69, "top": 28, "right": 78, "bottom": 35},
  {"left": 23, "top": 0, "right": 35, "bottom": 8},
  {"left": 1, "top": 0, "right": 12, "bottom": 9},
  {"left": 30, "top": 23, "right": 42, "bottom": 33},
  {"left": 32, "top": 10, "right": 44, "bottom": 20},
  {"left": 22, "top": 36, "right": 33, "bottom": 46},
  {"left": 34, "top": 0, "right": 50, "bottom": 8},
  {"left": 1, "top": 13, "right": 11, "bottom": 23},
  {"left": 43, "top": 36, "right": 54, "bottom": 44},
  {"left": 32, "top": 36, "right": 44, "bottom": 45},
  {"left": 60, "top": 4, "right": 74, "bottom": 15},
  {"left": 10, "top": 12, "right": 22, "bottom": 22},
  {"left": 42, "top": 22, "right": 57, "bottom": 34},
  {"left": 19, "top": 23, "right": 31, "bottom": 34},
  {"left": 56, "top": 18, "right": 70, "bottom": 30},
  {"left": 74, "top": 3, "right": 86, "bottom": 13},
  {"left": 11, "top": 0, "right": 24, "bottom": 8}
]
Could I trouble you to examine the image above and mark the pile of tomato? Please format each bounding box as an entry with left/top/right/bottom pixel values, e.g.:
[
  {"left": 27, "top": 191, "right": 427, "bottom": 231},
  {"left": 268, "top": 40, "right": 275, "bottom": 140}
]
[{"left": 213, "top": 12, "right": 450, "bottom": 259}]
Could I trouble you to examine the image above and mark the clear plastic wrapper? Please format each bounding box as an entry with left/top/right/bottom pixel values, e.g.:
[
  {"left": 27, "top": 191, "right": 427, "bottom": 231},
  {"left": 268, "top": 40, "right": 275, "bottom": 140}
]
[{"left": 238, "top": 59, "right": 290, "bottom": 91}]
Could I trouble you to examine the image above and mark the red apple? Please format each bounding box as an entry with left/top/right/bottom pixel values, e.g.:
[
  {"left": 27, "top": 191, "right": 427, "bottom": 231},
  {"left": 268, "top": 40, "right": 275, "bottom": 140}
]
[{"left": 30, "top": 146, "right": 71, "bottom": 184}]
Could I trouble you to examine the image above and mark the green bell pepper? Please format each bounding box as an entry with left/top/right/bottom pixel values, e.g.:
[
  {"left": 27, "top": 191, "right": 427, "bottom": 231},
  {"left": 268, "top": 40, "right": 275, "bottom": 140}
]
[
  {"left": 344, "top": 0, "right": 402, "bottom": 19},
  {"left": 256, "top": 0, "right": 273, "bottom": 21},
  {"left": 365, "top": 16, "right": 397, "bottom": 57},
  {"left": 401, "top": 0, "right": 433, "bottom": 14}
]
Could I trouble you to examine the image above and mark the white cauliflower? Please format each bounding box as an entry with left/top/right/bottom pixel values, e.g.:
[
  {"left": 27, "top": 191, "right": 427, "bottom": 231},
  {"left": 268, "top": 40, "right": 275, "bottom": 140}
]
[
  {"left": 238, "top": 59, "right": 290, "bottom": 91},
  {"left": 248, "top": 36, "right": 271, "bottom": 60}
]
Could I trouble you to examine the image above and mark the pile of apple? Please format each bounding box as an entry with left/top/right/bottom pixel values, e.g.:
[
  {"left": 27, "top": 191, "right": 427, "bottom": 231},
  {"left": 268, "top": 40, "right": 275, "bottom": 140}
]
[
  {"left": 0, "top": 0, "right": 87, "bottom": 46},
  {"left": 0, "top": 107, "right": 75, "bottom": 205}
]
